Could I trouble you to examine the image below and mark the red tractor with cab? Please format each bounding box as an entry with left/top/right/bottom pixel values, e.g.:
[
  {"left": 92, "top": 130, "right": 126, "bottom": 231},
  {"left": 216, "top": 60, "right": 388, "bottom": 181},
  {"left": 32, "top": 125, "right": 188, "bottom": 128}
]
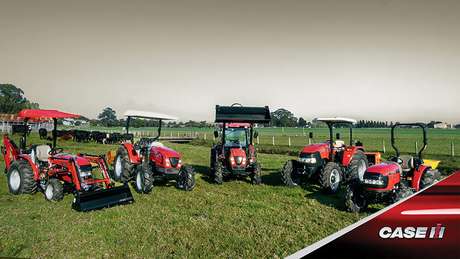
[
  {"left": 112, "top": 110, "right": 195, "bottom": 193},
  {"left": 345, "top": 122, "right": 441, "bottom": 212},
  {"left": 2, "top": 109, "right": 134, "bottom": 211},
  {"left": 281, "top": 117, "right": 381, "bottom": 193},
  {"left": 210, "top": 104, "right": 271, "bottom": 184}
]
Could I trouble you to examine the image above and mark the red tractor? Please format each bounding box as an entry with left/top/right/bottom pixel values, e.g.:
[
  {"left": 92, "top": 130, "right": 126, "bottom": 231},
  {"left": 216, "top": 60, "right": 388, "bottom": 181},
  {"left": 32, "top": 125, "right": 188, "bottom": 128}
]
[
  {"left": 112, "top": 110, "right": 195, "bottom": 193},
  {"left": 210, "top": 104, "right": 271, "bottom": 184},
  {"left": 2, "top": 109, "right": 134, "bottom": 211},
  {"left": 345, "top": 123, "right": 441, "bottom": 212},
  {"left": 281, "top": 118, "right": 381, "bottom": 193}
]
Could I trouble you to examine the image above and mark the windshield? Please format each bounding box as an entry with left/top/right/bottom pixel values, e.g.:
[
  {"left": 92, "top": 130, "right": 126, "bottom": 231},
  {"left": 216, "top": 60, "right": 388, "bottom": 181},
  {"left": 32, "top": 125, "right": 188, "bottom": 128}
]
[{"left": 224, "top": 128, "right": 248, "bottom": 147}]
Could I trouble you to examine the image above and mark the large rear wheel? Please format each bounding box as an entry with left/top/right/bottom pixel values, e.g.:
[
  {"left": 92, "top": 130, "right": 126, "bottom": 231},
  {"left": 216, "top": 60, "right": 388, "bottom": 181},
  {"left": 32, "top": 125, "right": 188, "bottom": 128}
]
[
  {"left": 113, "top": 146, "right": 134, "bottom": 182},
  {"left": 348, "top": 150, "right": 369, "bottom": 182},
  {"left": 213, "top": 160, "right": 223, "bottom": 185},
  {"left": 420, "top": 169, "right": 440, "bottom": 189},
  {"left": 7, "top": 160, "right": 37, "bottom": 195},
  {"left": 319, "top": 162, "right": 342, "bottom": 193}
]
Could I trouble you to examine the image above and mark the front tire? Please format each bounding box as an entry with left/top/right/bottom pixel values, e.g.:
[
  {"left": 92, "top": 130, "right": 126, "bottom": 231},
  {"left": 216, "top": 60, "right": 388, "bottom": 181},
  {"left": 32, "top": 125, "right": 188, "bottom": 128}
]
[
  {"left": 132, "top": 165, "right": 154, "bottom": 194},
  {"left": 44, "top": 178, "right": 64, "bottom": 201},
  {"left": 7, "top": 160, "right": 37, "bottom": 195},
  {"left": 177, "top": 165, "right": 196, "bottom": 191},
  {"left": 393, "top": 185, "right": 414, "bottom": 203},
  {"left": 319, "top": 162, "right": 342, "bottom": 193},
  {"left": 280, "top": 160, "right": 299, "bottom": 187},
  {"left": 250, "top": 163, "right": 262, "bottom": 185},
  {"left": 113, "top": 146, "right": 134, "bottom": 182},
  {"left": 345, "top": 181, "right": 368, "bottom": 212},
  {"left": 348, "top": 150, "right": 369, "bottom": 182}
]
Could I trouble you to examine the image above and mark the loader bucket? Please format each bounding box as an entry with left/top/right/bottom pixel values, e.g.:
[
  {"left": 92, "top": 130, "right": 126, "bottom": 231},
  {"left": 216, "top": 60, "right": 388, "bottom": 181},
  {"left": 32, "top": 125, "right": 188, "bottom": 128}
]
[
  {"left": 72, "top": 184, "right": 134, "bottom": 212},
  {"left": 215, "top": 105, "right": 271, "bottom": 123}
]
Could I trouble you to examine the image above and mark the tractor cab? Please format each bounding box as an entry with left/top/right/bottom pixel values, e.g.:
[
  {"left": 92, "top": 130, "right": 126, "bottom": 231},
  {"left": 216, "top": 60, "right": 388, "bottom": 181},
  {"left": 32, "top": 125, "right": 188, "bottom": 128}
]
[{"left": 210, "top": 104, "right": 270, "bottom": 184}]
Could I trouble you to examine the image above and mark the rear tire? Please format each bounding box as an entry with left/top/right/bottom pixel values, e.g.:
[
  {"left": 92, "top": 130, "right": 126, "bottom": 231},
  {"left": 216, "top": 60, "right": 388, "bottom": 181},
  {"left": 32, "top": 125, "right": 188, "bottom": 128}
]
[
  {"left": 280, "top": 160, "right": 299, "bottom": 187},
  {"left": 114, "top": 146, "right": 134, "bottom": 182},
  {"left": 348, "top": 150, "right": 368, "bottom": 182},
  {"left": 7, "top": 160, "right": 37, "bottom": 195},
  {"left": 250, "top": 163, "right": 262, "bottom": 185},
  {"left": 132, "top": 164, "right": 153, "bottom": 194},
  {"left": 319, "top": 162, "right": 342, "bottom": 193},
  {"left": 177, "top": 165, "right": 196, "bottom": 191},
  {"left": 345, "top": 181, "right": 368, "bottom": 212},
  {"left": 44, "top": 178, "right": 64, "bottom": 201},
  {"left": 420, "top": 169, "right": 439, "bottom": 189}
]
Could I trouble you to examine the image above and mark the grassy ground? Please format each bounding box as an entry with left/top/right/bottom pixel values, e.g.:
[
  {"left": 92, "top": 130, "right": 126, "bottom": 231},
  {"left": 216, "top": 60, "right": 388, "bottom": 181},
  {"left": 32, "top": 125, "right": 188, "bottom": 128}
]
[{"left": 0, "top": 134, "right": 458, "bottom": 258}]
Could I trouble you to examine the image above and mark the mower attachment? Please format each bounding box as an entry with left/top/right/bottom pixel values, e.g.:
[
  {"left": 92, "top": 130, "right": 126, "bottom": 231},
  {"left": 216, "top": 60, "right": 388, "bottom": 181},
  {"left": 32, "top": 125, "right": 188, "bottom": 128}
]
[
  {"left": 72, "top": 184, "right": 134, "bottom": 212},
  {"left": 215, "top": 105, "right": 271, "bottom": 123}
]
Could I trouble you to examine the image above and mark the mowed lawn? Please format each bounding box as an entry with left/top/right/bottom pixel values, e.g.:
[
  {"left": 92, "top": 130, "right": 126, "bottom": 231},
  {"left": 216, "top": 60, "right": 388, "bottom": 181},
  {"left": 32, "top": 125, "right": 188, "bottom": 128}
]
[{"left": 0, "top": 136, "right": 365, "bottom": 258}]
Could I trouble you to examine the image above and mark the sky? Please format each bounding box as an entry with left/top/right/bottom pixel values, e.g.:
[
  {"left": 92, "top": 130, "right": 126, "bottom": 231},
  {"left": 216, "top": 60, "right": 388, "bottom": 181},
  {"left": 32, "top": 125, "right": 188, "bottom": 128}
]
[{"left": 1, "top": 0, "right": 459, "bottom": 122}]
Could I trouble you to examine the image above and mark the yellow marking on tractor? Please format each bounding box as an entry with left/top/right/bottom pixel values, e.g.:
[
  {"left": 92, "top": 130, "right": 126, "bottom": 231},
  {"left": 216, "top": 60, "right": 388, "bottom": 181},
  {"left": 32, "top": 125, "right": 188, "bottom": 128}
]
[{"left": 423, "top": 159, "right": 440, "bottom": 169}]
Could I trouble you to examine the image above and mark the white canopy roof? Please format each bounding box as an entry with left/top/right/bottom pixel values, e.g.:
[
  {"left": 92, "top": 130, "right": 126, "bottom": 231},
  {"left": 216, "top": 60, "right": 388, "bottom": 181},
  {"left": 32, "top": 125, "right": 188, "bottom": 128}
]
[
  {"left": 313, "top": 117, "right": 357, "bottom": 124},
  {"left": 123, "top": 110, "right": 178, "bottom": 120}
]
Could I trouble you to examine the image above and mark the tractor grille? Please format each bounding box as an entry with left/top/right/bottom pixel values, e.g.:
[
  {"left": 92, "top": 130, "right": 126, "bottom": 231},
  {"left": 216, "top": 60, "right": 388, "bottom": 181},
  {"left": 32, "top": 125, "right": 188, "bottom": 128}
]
[{"left": 169, "top": 157, "right": 179, "bottom": 167}]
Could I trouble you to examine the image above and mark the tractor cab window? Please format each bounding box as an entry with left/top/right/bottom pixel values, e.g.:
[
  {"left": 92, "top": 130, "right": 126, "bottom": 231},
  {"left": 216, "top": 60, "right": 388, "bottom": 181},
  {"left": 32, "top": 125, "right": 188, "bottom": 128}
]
[{"left": 224, "top": 128, "right": 248, "bottom": 148}]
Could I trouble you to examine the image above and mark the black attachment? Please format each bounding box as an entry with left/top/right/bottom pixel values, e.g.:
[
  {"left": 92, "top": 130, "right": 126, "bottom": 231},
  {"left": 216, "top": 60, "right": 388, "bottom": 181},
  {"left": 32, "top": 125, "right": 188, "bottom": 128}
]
[
  {"left": 215, "top": 105, "right": 271, "bottom": 123},
  {"left": 72, "top": 184, "right": 134, "bottom": 212}
]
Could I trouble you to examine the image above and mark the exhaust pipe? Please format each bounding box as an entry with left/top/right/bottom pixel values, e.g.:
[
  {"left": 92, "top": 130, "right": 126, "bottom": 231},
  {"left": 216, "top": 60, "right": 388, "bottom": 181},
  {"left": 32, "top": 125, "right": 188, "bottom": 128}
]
[{"left": 72, "top": 184, "right": 134, "bottom": 212}]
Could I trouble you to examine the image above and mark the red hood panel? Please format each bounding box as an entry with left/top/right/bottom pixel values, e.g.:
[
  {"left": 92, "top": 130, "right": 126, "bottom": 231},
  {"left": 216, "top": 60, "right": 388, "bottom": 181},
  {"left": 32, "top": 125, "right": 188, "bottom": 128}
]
[
  {"left": 230, "top": 148, "right": 246, "bottom": 157},
  {"left": 151, "top": 146, "right": 181, "bottom": 158},
  {"left": 366, "top": 162, "right": 400, "bottom": 175},
  {"left": 301, "top": 143, "right": 329, "bottom": 154},
  {"left": 53, "top": 154, "right": 92, "bottom": 166}
]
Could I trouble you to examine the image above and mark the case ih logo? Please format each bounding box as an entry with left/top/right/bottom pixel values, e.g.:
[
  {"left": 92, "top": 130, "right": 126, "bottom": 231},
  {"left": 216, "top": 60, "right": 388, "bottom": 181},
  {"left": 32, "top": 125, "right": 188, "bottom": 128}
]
[{"left": 379, "top": 224, "right": 445, "bottom": 239}]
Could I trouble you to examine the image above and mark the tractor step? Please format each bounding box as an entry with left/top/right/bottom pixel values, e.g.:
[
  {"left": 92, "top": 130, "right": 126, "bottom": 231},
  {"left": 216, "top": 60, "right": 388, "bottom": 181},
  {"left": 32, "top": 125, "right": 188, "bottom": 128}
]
[{"left": 72, "top": 184, "right": 134, "bottom": 212}]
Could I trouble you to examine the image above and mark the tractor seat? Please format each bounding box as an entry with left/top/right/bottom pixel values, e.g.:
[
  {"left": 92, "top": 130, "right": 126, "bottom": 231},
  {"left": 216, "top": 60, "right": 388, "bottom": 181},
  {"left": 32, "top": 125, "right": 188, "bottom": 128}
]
[
  {"left": 150, "top": 141, "right": 164, "bottom": 148},
  {"left": 333, "top": 140, "right": 345, "bottom": 148},
  {"left": 35, "top": 144, "right": 51, "bottom": 162},
  {"left": 399, "top": 155, "right": 415, "bottom": 172}
]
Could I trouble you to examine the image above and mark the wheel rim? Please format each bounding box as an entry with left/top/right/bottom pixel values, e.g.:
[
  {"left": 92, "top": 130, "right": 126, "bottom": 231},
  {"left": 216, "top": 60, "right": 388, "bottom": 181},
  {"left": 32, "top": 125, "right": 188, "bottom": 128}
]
[
  {"left": 9, "top": 169, "right": 21, "bottom": 191},
  {"left": 136, "top": 171, "right": 143, "bottom": 191},
  {"left": 115, "top": 157, "right": 122, "bottom": 178},
  {"left": 330, "top": 168, "right": 340, "bottom": 191},
  {"left": 358, "top": 160, "right": 366, "bottom": 181},
  {"left": 45, "top": 184, "right": 54, "bottom": 200}
]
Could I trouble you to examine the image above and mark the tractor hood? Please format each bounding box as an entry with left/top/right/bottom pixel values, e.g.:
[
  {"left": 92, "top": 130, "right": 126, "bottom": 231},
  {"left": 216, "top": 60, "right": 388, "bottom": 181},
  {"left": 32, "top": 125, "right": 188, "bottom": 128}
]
[
  {"left": 53, "top": 154, "right": 92, "bottom": 167},
  {"left": 301, "top": 143, "right": 329, "bottom": 154},
  {"left": 230, "top": 148, "right": 246, "bottom": 158},
  {"left": 151, "top": 145, "right": 181, "bottom": 158},
  {"left": 365, "top": 162, "right": 401, "bottom": 176}
]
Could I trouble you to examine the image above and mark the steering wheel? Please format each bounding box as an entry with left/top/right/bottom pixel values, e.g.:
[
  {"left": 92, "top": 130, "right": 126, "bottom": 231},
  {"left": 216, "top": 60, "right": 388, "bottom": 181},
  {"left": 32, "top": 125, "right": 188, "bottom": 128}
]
[{"left": 49, "top": 147, "right": 64, "bottom": 155}]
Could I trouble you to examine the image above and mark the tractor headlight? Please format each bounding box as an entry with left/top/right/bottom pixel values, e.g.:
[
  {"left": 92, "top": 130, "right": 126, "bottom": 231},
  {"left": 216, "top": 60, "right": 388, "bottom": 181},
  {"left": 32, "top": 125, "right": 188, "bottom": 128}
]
[
  {"left": 363, "top": 178, "right": 385, "bottom": 186},
  {"left": 299, "top": 157, "right": 317, "bottom": 164}
]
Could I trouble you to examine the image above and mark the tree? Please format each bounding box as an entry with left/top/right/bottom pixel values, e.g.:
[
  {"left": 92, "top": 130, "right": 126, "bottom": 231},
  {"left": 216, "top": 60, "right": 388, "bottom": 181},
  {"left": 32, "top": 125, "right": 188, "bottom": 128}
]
[
  {"left": 0, "top": 84, "right": 39, "bottom": 113},
  {"left": 98, "top": 107, "right": 117, "bottom": 127},
  {"left": 298, "top": 117, "right": 307, "bottom": 127},
  {"left": 270, "top": 108, "right": 298, "bottom": 127}
]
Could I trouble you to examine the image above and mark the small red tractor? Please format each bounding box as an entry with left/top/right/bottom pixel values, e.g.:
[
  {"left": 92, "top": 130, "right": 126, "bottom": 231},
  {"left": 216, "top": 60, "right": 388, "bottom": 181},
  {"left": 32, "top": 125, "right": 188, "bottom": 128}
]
[
  {"left": 281, "top": 118, "right": 381, "bottom": 193},
  {"left": 112, "top": 110, "right": 195, "bottom": 193},
  {"left": 345, "top": 122, "right": 441, "bottom": 212},
  {"left": 2, "top": 109, "right": 134, "bottom": 211},
  {"left": 210, "top": 104, "right": 271, "bottom": 184}
]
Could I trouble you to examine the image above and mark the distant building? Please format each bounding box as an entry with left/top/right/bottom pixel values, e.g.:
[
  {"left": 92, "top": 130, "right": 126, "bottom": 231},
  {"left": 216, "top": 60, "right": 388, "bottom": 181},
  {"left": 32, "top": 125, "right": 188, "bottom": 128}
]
[
  {"left": 0, "top": 113, "right": 53, "bottom": 133},
  {"left": 434, "top": 122, "right": 452, "bottom": 129}
]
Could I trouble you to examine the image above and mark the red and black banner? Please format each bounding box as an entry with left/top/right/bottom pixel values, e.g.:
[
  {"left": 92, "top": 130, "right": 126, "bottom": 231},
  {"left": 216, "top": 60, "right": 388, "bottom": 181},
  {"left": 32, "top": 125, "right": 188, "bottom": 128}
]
[{"left": 289, "top": 172, "right": 460, "bottom": 259}]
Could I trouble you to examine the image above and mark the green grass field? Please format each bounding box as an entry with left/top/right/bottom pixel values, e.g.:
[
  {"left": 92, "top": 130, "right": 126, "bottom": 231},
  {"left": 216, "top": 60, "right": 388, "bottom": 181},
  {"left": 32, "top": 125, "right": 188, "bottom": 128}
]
[{"left": 0, "top": 132, "right": 458, "bottom": 258}]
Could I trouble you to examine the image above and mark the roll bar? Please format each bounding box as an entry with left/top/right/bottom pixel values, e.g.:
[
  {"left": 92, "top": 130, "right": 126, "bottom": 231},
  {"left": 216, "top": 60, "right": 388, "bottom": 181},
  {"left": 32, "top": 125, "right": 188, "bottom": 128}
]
[{"left": 391, "top": 122, "right": 427, "bottom": 159}]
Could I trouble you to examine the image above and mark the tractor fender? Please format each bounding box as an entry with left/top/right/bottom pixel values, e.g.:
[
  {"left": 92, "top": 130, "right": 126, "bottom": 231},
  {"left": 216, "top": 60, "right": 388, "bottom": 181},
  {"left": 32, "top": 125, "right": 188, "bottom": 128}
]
[
  {"left": 121, "top": 143, "right": 140, "bottom": 164},
  {"left": 341, "top": 147, "right": 364, "bottom": 167},
  {"left": 412, "top": 165, "right": 430, "bottom": 191},
  {"left": 17, "top": 154, "right": 40, "bottom": 181}
]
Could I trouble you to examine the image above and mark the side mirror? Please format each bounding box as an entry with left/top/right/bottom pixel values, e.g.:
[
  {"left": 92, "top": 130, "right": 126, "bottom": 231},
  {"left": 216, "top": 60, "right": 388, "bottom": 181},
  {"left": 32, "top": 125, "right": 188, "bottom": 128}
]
[
  {"left": 253, "top": 131, "right": 259, "bottom": 138},
  {"left": 336, "top": 133, "right": 341, "bottom": 139},
  {"left": 309, "top": 132, "right": 313, "bottom": 138},
  {"left": 214, "top": 130, "right": 219, "bottom": 138}
]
